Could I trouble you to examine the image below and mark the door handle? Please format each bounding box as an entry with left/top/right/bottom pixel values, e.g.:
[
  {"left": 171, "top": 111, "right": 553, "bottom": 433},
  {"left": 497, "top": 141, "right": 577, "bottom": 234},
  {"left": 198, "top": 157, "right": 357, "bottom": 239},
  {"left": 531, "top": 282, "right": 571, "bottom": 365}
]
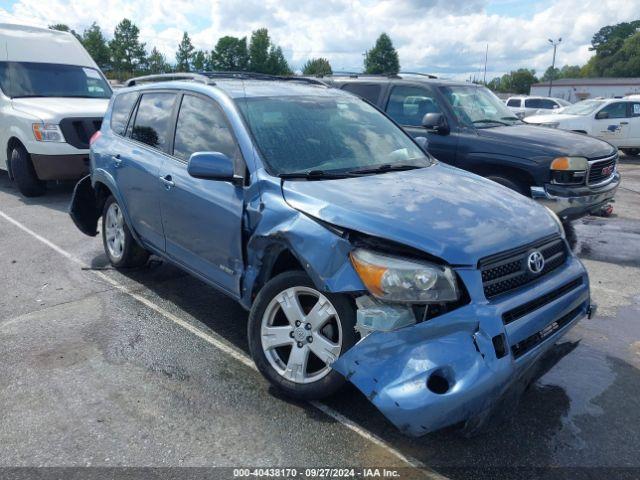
[
  {"left": 159, "top": 174, "right": 175, "bottom": 189},
  {"left": 112, "top": 154, "right": 123, "bottom": 167},
  {"left": 620, "top": 121, "right": 629, "bottom": 125}
]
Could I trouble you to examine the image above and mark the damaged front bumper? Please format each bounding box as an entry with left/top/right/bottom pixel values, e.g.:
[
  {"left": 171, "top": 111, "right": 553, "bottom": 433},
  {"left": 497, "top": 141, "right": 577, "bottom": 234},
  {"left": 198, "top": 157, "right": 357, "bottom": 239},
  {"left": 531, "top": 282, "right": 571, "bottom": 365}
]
[{"left": 332, "top": 256, "right": 590, "bottom": 436}]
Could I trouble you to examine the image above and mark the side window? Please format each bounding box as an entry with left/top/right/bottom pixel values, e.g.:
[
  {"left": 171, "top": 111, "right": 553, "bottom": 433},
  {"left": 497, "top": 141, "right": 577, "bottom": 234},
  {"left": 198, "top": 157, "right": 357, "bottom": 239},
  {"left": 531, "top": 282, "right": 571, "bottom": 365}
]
[
  {"left": 506, "top": 99, "right": 520, "bottom": 107},
  {"left": 631, "top": 102, "right": 640, "bottom": 117},
  {"left": 131, "top": 92, "right": 177, "bottom": 152},
  {"left": 173, "top": 94, "right": 240, "bottom": 162},
  {"left": 385, "top": 86, "right": 443, "bottom": 126},
  {"left": 110, "top": 92, "right": 138, "bottom": 136},
  {"left": 524, "top": 98, "right": 543, "bottom": 109},
  {"left": 341, "top": 83, "right": 381, "bottom": 104},
  {"left": 598, "top": 102, "right": 628, "bottom": 119},
  {"left": 538, "top": 99, "right": 558, "bottom": 109}
]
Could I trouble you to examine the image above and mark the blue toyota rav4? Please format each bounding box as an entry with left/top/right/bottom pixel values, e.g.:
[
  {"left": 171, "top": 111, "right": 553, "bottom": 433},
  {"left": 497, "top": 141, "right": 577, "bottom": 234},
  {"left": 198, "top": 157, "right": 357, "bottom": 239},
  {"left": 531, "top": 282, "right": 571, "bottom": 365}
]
[{"left": 70, "top": 72, "right": 595, "bottom": 436}]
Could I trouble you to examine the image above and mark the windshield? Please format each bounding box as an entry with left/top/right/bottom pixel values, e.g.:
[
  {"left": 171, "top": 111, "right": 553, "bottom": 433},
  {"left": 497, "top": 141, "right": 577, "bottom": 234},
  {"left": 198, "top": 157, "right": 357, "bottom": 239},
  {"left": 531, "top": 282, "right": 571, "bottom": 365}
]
[
  {"left": 562, "top": 100, "right": 605, "bottom": 115},
  {"left": 439, "top": 85, "right": 520, "bottom": 128},
  {"left": 0, "top": 61, "right": 112, "bottom": 99},
  {"left": 237, "top": 95, "right": 429, "bottom": 175}
]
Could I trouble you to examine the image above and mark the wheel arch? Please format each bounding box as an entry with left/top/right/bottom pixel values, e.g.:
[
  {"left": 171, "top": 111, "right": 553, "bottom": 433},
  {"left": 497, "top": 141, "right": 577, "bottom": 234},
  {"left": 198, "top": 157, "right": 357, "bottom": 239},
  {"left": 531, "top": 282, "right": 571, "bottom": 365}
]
[{"left": 469, "top": 161, "right": 536, "bottom": 197}]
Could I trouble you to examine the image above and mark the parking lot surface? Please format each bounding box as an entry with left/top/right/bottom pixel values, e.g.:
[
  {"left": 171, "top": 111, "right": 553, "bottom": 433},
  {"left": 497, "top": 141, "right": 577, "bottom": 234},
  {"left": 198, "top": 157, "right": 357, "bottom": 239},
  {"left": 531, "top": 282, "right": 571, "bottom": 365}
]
[{"left": 0, "top": 157, "right": 639, "bottom": 479}]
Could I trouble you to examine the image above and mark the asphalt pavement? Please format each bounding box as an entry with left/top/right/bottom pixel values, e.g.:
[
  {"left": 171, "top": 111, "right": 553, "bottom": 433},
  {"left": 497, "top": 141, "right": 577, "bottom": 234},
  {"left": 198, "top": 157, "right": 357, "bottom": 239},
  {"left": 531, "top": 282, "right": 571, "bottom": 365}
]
[{"left": 0, "top": 156, "right": 639, "bottom": 479}]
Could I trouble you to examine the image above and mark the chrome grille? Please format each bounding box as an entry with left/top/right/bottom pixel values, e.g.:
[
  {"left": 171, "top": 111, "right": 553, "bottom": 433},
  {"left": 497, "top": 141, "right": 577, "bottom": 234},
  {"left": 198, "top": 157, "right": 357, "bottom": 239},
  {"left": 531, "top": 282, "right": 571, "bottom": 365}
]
[
  {"left": 480, "top": 236, "right": 567, "bottom": 299},
  {"left": 587, "top": 154, "right": 617, "bottom": 186}
]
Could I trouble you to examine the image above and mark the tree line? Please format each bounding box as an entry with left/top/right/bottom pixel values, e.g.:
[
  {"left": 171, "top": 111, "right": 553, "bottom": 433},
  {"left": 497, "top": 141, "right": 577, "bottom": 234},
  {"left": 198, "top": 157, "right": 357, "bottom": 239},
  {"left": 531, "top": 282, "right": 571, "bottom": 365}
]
[
  {"left": 488, "top": 20, "right": 640, "bottom": 94},
  {"left": 51, "top": 20, "right": 402, "bottom": 80}
]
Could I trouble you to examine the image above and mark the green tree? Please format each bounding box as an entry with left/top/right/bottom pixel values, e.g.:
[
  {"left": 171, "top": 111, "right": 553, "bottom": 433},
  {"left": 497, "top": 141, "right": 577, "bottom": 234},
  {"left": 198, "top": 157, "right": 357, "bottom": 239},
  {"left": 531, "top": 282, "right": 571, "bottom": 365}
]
[
  {"left": 364, "top": 33, "right": 400, "bottom": 75},
  {"left": 192, "top": 50, "right": 207, "bottom": 71},
  {"left": 210, "top": 36, "right": 249, "bottom": 71},
  {"left": 175, "top": 32, "right": 195, "bottom": 71},
  {"left": 49, "top": 23, "right": 81, "bottom": 41},
  {"left": 249, "top": 28, "right": 271, "bottom": 73},
  {"left": 603, "top": 31, "right": 640, "bottom": 77},
  {"left": 81, "top": 22, "right": 111, "bottom": 70},
  {"left": 559, "top": 65, "right": 582, "bottom": 78},
  {"left": 509, "top": 69, "right": 538, "bottom": 94},
  {"left": 302, "top": 57, "right": 332, "bottom": 76},
  {"left": 146, "top": 47, "right": 171, "bottom": 74},
  {"left": 585, "top": 20, "right": 640, "bottom": 76},
  {"left": 541, "top": 66, "right": 560, "bottom": 82},
  {"left": 109, "top": 19, "right": 147, "bottom": 78},
  {"left": 267, "top": 46, "right": 292, "bottom": 75}
]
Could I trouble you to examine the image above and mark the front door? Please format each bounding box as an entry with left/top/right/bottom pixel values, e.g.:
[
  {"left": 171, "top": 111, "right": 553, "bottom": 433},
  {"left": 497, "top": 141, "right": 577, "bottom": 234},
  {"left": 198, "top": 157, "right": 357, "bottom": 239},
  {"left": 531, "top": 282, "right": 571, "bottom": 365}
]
[
  {"left": 114, "top": 91, "right": 178, "bottom": 250},
  {"left": 384, "top": 85, "right": 459, "bottom": 164},
  {"left": 594, "top": 101, "right": 630, "bottom": 146},
  {"left": 160, "top": 93, "right": 245, "bottom": 296}
]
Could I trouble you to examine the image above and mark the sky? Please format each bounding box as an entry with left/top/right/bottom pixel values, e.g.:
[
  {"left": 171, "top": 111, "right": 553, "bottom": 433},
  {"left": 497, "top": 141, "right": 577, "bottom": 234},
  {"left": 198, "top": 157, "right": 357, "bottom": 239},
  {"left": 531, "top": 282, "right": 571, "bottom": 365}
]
[{"left": 0, "top": 0, "right": 639, "bottom": 80}]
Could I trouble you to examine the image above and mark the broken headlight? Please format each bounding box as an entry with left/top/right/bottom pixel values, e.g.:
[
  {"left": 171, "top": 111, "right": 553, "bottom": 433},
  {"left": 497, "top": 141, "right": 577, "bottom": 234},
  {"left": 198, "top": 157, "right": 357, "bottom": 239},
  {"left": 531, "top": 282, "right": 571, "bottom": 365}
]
[{"left": 350, "top": 249, "right": 459, "bottom": 303}]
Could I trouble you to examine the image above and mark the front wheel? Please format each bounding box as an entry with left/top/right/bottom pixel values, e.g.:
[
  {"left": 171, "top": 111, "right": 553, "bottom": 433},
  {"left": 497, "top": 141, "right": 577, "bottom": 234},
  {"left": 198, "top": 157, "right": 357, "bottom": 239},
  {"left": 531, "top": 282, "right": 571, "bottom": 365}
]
[
  {"left": 248, "top": 271, "right": 358, "bottom": 400},
  {"left": 621, "top": 148, "right": 640, "bottom": 156},
  {"left": 101, "top": 196, "right": 149, "bottom": 268},
  {"left": 10, "top": 146, "right": 46, "bottom": 197}
]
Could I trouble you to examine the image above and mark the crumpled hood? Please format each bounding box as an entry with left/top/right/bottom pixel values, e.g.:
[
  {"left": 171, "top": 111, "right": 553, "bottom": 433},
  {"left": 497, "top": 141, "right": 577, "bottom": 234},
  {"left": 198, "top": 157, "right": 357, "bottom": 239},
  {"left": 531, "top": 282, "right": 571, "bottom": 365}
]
[
  {"left": 11, "top": 97, "right": 109, "bottom": 122},
  {"left": 282, "top": 163, "right": 559, "bottom": 266},
  {"left": 476, "top": 124, "right": 614, "bottom": 159}
]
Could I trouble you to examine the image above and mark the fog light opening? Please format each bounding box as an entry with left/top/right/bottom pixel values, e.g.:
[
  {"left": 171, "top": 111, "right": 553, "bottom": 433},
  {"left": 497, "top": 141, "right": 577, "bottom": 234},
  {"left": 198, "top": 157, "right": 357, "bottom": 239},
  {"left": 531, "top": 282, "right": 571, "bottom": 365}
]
[{"left": 427, "top": 370, "right": 451, "bottom": 395}]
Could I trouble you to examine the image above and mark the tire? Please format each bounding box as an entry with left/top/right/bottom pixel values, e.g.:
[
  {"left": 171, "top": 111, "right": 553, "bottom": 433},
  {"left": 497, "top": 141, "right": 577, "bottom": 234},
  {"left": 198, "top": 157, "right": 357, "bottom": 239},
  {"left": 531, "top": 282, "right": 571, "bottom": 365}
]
[
  {"left": 621, "top": 148, "right": 640, "bottom": 156},
  {"left": 10, "top": 146, "right": 46, "bottom": 197},
  {"left": 248, "top": 271, "right": 358, "bottom": 400},
  {"left": 101, "top": 196, "right": 149, "bottom": 268},
  {"left": 486, "top": 175, "right": 528, "bottom": 196}
]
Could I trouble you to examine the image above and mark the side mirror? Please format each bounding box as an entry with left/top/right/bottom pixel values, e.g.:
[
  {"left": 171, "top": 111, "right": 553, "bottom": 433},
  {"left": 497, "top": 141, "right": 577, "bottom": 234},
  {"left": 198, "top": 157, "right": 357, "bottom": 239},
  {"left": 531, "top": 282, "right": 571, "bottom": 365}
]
[
  {"left": 421, "top": 112, "right": 449, "bottom": 134},
  {"left": 414, "top": 136, "right": 429, "bottom": 152},
  {"left": 595, "top": 111, "right": 609, "bottom": 120},
  {"left": 187, "top": 152, "right": 240, "bottom": 184}
]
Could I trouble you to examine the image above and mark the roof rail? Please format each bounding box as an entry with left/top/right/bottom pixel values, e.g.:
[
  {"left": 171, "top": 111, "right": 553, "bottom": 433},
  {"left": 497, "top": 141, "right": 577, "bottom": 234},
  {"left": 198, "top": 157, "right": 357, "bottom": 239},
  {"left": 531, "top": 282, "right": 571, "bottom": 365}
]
[
  {"left": 199, "top": 71, "right": 327, "bottom": 86},
  {"left": 325, "top": 72, "right": 401, "bottom": 79},
  {"left": 125, "top": 73, "right": 214, "bottom": 87},
  {"left": 399, "top": 71, "right": 438, "bottom": 79}
]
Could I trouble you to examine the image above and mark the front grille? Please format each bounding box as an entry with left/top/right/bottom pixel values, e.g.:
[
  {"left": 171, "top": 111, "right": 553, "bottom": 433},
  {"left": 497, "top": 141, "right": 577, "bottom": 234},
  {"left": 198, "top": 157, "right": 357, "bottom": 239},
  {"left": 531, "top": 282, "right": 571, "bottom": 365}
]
[
  {"left": 511, "top": 305, "right": 583, "bottom": 359},
  {"left": 480, "top": 235, "right": 567, "bottom": 299},
  {"left": 587, "top": 154, "right": 617, "bottom": 186},
  {"left": 59, "top": 117, "right": 103, "bottom": 149},
  {"left": 502, "top": 277, "right": 583, "bottom": 325}
]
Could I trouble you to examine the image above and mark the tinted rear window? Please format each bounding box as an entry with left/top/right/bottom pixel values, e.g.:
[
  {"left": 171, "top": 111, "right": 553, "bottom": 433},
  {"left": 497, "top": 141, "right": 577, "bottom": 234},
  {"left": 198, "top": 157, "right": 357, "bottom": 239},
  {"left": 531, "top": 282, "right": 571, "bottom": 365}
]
[
  {"left": 110, "top": 92, "right": 138, "bottom": 136},
  {"left": 131, "top": 93, "right": 177, "bottom": 152},
  {"left": 506, "top": 99, "right": 521, "bottom": 107},
  {"left": 341, "top": 83, "right": 381, "bottom": 104}
]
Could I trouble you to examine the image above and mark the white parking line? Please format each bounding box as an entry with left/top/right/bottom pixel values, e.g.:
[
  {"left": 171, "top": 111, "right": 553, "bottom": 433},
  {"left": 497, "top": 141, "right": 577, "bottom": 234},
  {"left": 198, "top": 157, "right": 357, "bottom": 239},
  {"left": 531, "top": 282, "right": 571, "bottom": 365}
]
[{"left": 0, "top": 208, "right": 440, "bottom": 475}]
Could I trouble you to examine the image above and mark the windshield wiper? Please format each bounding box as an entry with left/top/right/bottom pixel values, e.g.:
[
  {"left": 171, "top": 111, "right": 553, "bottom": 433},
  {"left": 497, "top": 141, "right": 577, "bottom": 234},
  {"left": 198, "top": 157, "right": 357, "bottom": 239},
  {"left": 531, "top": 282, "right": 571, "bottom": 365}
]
[
  {"left": 472, "top": 119, "right": 510, "bottom": 126},
  {"left": 278, "top": 170, "right": 355, "bottom": 180},
  {"left": 349, "top": 164, "right": 424, "bottom": 175}
]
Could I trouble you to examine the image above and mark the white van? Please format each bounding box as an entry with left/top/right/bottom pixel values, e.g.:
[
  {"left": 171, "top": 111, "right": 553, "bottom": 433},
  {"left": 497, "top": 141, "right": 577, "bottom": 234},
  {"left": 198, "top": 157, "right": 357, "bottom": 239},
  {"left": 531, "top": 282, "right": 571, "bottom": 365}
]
[{"left": 0, "top": 24, "right": 111, "bottom": 196}]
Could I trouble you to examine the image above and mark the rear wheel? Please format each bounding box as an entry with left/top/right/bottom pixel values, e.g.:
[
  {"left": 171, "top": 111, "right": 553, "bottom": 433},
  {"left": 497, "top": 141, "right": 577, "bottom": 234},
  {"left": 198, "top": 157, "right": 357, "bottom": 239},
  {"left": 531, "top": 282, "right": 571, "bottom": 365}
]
[
  {"left": 10, "top": 146, "right": 46, "bottom": 197},
  {"left": 486, "top": 175, "right": 528, "bottom": 196},
  {"left": 248, "top": 271, "right": 357, "bottom": 400},
  {"left": 101, "top": 196, "right": 149, "bottom": 268},
  {"left": 621, "top": 148, "right": 640, "bottom": 156}
]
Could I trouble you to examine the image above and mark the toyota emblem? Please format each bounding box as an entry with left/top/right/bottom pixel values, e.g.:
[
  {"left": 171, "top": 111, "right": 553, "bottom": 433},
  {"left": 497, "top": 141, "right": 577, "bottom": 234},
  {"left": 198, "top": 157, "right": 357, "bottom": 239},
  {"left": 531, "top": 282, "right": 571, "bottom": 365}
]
[{"left": 527, "top": 250, "right": 545, "bottom": 274}]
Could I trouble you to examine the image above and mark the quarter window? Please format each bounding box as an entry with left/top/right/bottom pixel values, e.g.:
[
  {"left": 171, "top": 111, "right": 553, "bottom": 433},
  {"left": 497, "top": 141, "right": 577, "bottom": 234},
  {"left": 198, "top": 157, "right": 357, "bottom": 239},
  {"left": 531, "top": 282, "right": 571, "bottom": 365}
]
[
  {"left": 385, "top": 86, "right": 443, "bottom": 126},
  {"left": 110, "top": 92, "right": 138, "bottom": 136},
  {"left": 130, "top": 93, "right": 177, "bottom": 151},
  {"left": 173, "top": 95, "right": 240, "bottom": 162}
]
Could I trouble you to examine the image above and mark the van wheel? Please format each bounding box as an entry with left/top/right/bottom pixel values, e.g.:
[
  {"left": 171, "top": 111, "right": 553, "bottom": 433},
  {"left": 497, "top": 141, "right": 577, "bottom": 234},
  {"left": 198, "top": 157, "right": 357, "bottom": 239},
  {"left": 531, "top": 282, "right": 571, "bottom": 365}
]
[
  {"left": 621, "top": 148, "right": 640, "bottom": 156},
  {"left": 248, "top": 271, "right": 358, "bottom": 400},
  {"left": 10, "top": 146, "right": 46, "bottom": 197},
  {"left": 101, "top": 196, "right": 149, "bottom": 268},
  {"left": 486, "top": 175, "right": 528, "bottom": 196}
]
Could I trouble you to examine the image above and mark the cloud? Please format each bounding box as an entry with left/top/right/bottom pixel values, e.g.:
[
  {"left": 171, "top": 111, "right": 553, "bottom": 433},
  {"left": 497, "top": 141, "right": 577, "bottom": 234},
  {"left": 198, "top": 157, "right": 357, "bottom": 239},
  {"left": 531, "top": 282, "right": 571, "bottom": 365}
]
[{"left": 1, "top": 0, "right": 639, "bottom": 79}]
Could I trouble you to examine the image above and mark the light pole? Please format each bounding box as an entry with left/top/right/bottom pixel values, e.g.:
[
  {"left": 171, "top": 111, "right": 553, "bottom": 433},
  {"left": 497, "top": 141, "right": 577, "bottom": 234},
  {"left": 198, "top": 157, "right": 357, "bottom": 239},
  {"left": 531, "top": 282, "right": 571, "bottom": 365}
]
[{"left": 548, "top": 37, "right": 562, "bottom": 96}]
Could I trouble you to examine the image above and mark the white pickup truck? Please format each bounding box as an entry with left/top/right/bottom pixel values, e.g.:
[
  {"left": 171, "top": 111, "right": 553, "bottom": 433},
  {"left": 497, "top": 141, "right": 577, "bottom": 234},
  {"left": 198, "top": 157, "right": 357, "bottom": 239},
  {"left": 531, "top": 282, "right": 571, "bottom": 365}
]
[
  {"left": 0, "top": 23, "right": 111, "bottom": 196},
  {"left": 526, "top": 98, "right": 640, "bottom": 156}
]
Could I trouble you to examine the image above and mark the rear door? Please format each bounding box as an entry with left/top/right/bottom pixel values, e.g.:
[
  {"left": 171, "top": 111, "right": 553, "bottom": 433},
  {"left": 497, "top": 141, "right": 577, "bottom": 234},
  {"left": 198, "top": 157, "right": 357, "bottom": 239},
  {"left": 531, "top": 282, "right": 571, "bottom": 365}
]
[
  {"left": 626, "top": 101, "right": 640, "bottom": 147},
  {"left": 114, "top": 91, "right": 177, "bottom": 250},
  {"left": 384, "top": 84, "right": 459, "bottom": 164},
  {"left": 160, "top": 93, "right": 245, "bottom": 297}
]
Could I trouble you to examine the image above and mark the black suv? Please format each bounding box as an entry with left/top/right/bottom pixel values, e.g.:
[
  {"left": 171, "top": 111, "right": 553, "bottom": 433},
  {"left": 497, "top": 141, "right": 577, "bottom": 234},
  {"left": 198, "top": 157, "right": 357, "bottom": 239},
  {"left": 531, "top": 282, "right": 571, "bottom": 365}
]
[{"left": 328, "top": 74, "right": 620, "bottom": 221}]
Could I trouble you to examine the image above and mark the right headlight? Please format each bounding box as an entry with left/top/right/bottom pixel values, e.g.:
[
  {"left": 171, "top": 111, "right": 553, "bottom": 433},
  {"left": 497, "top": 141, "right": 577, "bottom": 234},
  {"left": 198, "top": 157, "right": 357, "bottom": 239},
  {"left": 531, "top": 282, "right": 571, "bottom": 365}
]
[{"left": 350, "top": 248, "right": 459, "bottom": 303}]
